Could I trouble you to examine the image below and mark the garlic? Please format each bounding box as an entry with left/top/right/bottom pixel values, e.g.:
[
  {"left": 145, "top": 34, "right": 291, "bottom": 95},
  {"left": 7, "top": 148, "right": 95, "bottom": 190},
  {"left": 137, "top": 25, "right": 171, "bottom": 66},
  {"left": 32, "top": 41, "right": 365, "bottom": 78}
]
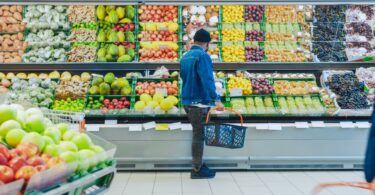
[
  {"left": 197, "top": 15, "right": 206, "bottom": 23},
  {"left": 189, "top": 6, "right": 198, "bottom": 15},
  {"left": 182, "top": 8, "right": 189, "bottom": 17},
  {"left": 209, "top": 16, "right": 218, "bottom": 26},
  {"left": 190, "top": 15, "right": 197, "bottom": 23},
  {"left": 197, "top": 6, "right": 206, "bottom": 15}
]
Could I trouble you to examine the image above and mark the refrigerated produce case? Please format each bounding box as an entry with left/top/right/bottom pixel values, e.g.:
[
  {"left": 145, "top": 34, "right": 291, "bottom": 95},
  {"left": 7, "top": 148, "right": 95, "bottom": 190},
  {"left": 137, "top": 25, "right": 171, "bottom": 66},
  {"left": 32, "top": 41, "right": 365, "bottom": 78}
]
[{"left": 0, "top": 0, "right": 374, "bottom": 171}]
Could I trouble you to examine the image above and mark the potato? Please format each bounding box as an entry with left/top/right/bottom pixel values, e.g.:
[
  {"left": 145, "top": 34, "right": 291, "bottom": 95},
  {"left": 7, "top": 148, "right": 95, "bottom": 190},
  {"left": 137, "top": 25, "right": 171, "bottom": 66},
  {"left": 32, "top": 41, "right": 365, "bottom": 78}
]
[
  {"left": 0, "top": 9, "right": 3, "bottom": 16},
  {"left": 17, "top": 32, "right": 23, "bottom": 40},
  {"left": 3, "top": 10, "right": 9, "bottom": 17},
  {"left": 13, "top": 12, "right": 22, "bottom": 21},
  {"left": 10, "top": 5, "right": 17, "bottom": 13},
  {"left": 16, "top": 6, "right": 22, "bottom": 13},
  {"left": 6, "top": 16, "right": 16, "bottom": 23},
  {"left": 2, "top": 6, "right": 10, "bottom": 11}
]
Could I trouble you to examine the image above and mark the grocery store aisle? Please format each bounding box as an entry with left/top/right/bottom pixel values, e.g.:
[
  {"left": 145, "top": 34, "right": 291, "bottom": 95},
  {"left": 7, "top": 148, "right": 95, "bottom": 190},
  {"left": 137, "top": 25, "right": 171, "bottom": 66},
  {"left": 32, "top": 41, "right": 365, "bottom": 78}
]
[{"left": 105, "top": 171, "right": 373, "bottom": 195}]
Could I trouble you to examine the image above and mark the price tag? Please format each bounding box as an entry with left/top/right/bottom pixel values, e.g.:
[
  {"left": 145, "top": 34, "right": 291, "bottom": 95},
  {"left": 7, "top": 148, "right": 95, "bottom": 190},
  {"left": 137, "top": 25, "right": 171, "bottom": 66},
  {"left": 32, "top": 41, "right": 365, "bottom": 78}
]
[
  {"left": 86, "top": 124, "right": 100, "bottom": 132},
  {"left": 129, "top": 124, "right": 142, "bottom": 132},
  {"left": 169, "top": 122, "right": 182, "bottom": 130},
  {"left": 268, "top": 123, "right": 282, "bottom": 131},
  {"left": 156, "top": 124, "right": 169, "bottom": 131},
  {"left": 155, "top": 88, "right": 168, "bottom": 96},
  {"left": 105, "top": 120, "right": 117, "bottom": 125},
  {"left": 230, "top": 88, "right": 242, "bottom": 97},
  {"left": 255, "top": 123, "right": 269, "bottom": 130},
  {"left": 181, "top": 124, "right": 193, "bottom": 131},
  {"left": 143, "top": 121, "right": 156, "bottom": 130},
  {"left": 340, "top": 121, "right": 355, "bottom": 129},
  {"left": 311, "top": 121, "right": 325, "bottom": 128},
  {"left": 295, "top": 122, "right": 309, "bottom": 129},
  {"left": 356, "top": 122, "right": 371, "bottom": 129}
]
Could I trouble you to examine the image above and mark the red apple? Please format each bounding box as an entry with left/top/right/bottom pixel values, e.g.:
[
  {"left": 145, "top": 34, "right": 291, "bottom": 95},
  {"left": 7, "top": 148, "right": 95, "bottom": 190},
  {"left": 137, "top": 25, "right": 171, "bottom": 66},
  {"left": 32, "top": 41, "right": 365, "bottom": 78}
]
[
  {"left": 47, "top": 157, "right": 65, "bottom": 168},
  {"left": 35, "top": 165, "right": 48, "bottom": 172},
  {"left": 8, "top": 157, "right": 26, "bottom": 172},
  {"left": 41, "top": 154, "right": 52, "bottom": 162},
  {"left": 15, "top": 165, "right": 37, "bottom": 180},
  {"left": 27, "top": 156, "right": 45, "bottom": 167},
  {"left": 0, "top": 144, "right": 10, "bottom": 160},
  {"left": 0, "top": 153, "right": 8, "bottom": 165},
  {"left": 9, "top": 149, "right": 27, "bottom": 160},
  {"left": 16, "top": 143, "right": 39, "bottom": 159},
  {"left": 0, "top": 165, "right": 14, "bottom": 183}
]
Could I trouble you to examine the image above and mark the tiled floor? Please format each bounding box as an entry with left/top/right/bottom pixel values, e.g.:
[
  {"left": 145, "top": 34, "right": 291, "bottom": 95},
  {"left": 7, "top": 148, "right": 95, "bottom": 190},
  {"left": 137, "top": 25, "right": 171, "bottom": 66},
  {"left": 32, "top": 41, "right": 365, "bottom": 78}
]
[{"left": 106, "top": 171, "right": 374, "bottom": 195}]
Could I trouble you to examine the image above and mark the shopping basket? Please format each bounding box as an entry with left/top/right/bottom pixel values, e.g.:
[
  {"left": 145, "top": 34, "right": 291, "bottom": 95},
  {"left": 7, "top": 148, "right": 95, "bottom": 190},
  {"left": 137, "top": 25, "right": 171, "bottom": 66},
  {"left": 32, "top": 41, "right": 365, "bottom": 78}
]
[
  {"left": 312, "top": 181, "right": 375, "bottom": 194},
  {"left": 203, "top": 108, "right": 247, "bottom": 149}
]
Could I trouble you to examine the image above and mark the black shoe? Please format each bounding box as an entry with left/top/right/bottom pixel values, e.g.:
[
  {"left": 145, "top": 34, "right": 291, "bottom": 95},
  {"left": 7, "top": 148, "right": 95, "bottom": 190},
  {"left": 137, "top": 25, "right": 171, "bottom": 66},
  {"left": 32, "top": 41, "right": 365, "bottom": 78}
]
[{"left": 191, "top": 164, "right": 216, "bottom": 179}]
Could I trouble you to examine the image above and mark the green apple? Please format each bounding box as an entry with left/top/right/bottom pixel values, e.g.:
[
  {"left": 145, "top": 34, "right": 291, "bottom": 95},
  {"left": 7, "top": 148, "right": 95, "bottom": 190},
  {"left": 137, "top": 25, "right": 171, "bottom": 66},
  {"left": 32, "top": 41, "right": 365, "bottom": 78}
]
[
  {"left": 9, "top": 104, "right": 24, "bottom": 113},
  {"left": 61, "top": 151, "right": 79, "bottom": 171},
  {"left": 25, "top": 108, "right": 43, "bottom": 117},
  {"left": 72, "top": 134, "right": 93, "bottom": 150},
  {"left": 56, "top": 123, "right": 70, "bottom": 137},
  {"left": 42, "top": 136, "right": 54, "bottom": 151},
  {"left": 62, "top": 131, "right": 79, "bottom": 141},
  {"left": 21, "top": 132, "right": 45, "bottom": 151},
  {"left": 78, "top": 149, "right": 96, "bottom": 167},
  {"left": 43, "top": 118, "right": 54, "bottom": 128},
  {"left": 16, "top": 112, "right": 26, "bottom": 129},
  {"left": 5, "top": 128, "right": 26, "bottom": 147},
  {"left": 90, "top": 145, "right": 107, "bottom": 162},
  {"left": 0, "top": 120, "right": 21, "bottom": 137},
  {"left": 43, "top": 144, "right": 63, "bottom": 157},
  {"left": 25, "top": 114, "right": 46, "bottom": 133},
  {"left": 44, "top": 127, "right": 61, "bottom": 144},
  {"left": 59, "top": 141, "right": 78, "bottom": 152},
  {"left": 0, "top": 105, "right": 17, "bottom": 125}
]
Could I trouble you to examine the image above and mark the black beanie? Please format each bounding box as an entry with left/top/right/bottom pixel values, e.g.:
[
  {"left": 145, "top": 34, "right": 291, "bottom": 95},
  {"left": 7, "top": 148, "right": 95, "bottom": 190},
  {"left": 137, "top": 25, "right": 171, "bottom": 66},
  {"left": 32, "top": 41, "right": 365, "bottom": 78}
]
[{"left": 194, "top": 29, "right": 211, "bottom": 43}]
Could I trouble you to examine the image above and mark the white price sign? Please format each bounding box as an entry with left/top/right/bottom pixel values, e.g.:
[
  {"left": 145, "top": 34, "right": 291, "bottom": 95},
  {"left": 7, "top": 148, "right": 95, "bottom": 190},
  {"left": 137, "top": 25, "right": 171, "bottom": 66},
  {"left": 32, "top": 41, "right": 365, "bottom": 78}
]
[
  {"left": 181, "top": 124, "right": 193, "bottom": 131},
  {"left": 255, "top": 123, "right": 269, "bottom": 130},
  {"left": 340, "top": 121, "right": 355, "bottom": 129},
  {"left": 169, "top": 122, "right": 182, "bottom": 130},
  {"left": 143, "top": 121, "right": 156, "bottom": 130},
  {"left": 105, "top": 120, "right": 118, "bottom": 125},
  {"left": 230, "top": 88, "right": 243, "bottom": 97},
  {"left": 86, "top": 124, "right": 100, "bottom": 132},
  {"left": 295, "top": 122, "right": 309, "bottom": 129},
  {"left": 155, "top": 88, "right": 168, "bottom": 96},
  {"left": 311, "top": 121, "right": 325, "bottom": 128},
  {"left": 129, "top": 124, "right": 142, "bottom": 132},
  {"left": 268, "top": 123, "right": 282, "bottom": 131},
  {"left": 356, "top": 122, "right": 371, "bottom": 129}
]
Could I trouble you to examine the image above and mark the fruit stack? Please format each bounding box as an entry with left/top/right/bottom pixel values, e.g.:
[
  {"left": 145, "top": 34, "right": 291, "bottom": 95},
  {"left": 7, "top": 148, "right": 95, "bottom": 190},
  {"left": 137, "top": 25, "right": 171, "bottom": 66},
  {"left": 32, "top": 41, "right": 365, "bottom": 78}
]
[
  {"left": 0, "top": 5, "right": 26, "bottom": 63},
  {"left": 182, "top": 5, "right": 220, "bottom": 61},
  {"left": 134, "top": 94, "right": 179, "bottom": 115},
  {"left": 274, "top": 80, "right": 320, "bottom": 95},
  {"left": 85, "top": 96, "right": 131, "bottom": 116},
  {"left": 231, "top": 96, "right": 276, "bottom": 115},
  {"left": 278, "top": 96, "right": 325, "bottom": 115},
  {"left": 356, "top": 67, "right": 375, "bottom": 103},
  {"left": 96, "top": 5, "right": 136, "bottom": 62},
  {"left": 138, "top": 5, "right": 179, "bottom": 62},
  {"left": 221, "top": 5, "right": 246, "bottom": 62},
  {"left": 23, "top": 5, "right": 70, "bottom": 63},
  {"left": 345, "top": 5, "right": 375, "bottom": 61},
  {"left": 312, "top": 5, "right": 347, "bottom": 62},
  {"left": 88, "top": 73, "right": 132, "bottom": 96},
  {"left": 264, "top": 5, "right": 306, "bottom": 62},
  {"left": 227, "top": 74, "right": 252, "bottom": 96},
  {"left": 52, "top": 72, "right": 91, "bottom": 112},
  {"left": 0, "top": 105, "right": 111, "bottom": 186}
]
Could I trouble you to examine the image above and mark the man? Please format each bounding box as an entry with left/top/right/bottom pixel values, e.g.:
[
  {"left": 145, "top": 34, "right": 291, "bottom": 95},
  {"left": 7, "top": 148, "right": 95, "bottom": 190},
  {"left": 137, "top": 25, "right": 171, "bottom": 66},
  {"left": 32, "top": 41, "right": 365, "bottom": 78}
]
[
  {"left": 180, "top": 29, "right": 224, "bottom": 179},
  {"left": 365, "top": 108, "right": 375, "bottom": 183}
]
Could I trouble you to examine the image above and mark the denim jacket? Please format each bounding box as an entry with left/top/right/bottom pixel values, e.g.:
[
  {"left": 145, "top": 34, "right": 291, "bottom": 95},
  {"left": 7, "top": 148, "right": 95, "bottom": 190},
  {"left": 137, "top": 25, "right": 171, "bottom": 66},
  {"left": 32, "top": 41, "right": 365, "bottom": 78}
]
[
  {"left": 180, "top": 45, "right": 220, "bottom": 106},
  {"left": 365, "top": 107, "right": 375, "bottom": 182}
]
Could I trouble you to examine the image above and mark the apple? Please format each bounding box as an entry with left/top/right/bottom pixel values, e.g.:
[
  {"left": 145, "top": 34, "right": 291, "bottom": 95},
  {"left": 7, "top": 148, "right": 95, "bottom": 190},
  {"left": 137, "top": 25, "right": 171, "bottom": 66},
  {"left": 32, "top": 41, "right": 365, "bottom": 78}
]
[
  {"left": 59, "top": 141, "right": 78, "bottom": 152},
  {"left": 5, "top": 128, "right": 26, "bottom": 147},
  {"left": 62, "top": 131, "right": 79, "bottom": 141},
  {"left": 25, "top": 114, "right": 46, "bottom": 133},
  {"left": 43, "top": 145, "right": 62, "bottom": 157},
  {"left": 9, "top": 104, "right": 24, "bottom": 113},
  {"left": 78, "top": 149, "right": 96, "bottom": 167},
  {"left": 47, "top": 157, "right": 65, "bottom": 168},
  {"left": 0, "top": 153, "right": 7, "bottom": 165},
  {"left": 60, "top": 151, "right": 79, "bottom": 170},
  {"left": 9, "top": 149, "right": 27, "bottom": 160},
  {"left": 72, "top": 134, "right": 93, "bottom": 150},
  {"left": 0, "top": 105, "right": 17, "bottom": 125},
  {"left": 44, "top": 127, "right": 61, "bottom": 144},
  {"left": 41, "top": 154, "right": 52, "bottom": 162},
  {"left": 0, "top": 144, "right": 10, "bottom": 160},
  {"left": 15, "top": 165, "right": 37, "bottom": 180},
  {"left": 8, "top": 157, "right": 26, "bottom": 172},
  {"left": 35, "top": 165, "right": 48, "bottom": 172},
  {"left": 56, "top": 123, "right": 69, "bottom": 136},
  {"left": 25, "top": 108, "right": 43, "bottom": 118},
  {"left": 0, "top": 165, "right": 14, "bottom": 183},
  {"left": 16, "top": 143, "right": 39, "bottom": 158},
  {"left": 0, "top": 120, "right": 21, "bottom": 137},
  {"left": 27, "top": 156, "right": 45, "bottom": 167},
  {"left": 16, "top": 112, "right": 26, "bottom": 129},
  {"left": 21, "top": 132, "right": 45, "bottom": 151},
  {"left": 42, "top": 136, "right": 54, "bottom": 151},
  {"left": 90, "top": 145, "right": 107, "bottom": 162}
]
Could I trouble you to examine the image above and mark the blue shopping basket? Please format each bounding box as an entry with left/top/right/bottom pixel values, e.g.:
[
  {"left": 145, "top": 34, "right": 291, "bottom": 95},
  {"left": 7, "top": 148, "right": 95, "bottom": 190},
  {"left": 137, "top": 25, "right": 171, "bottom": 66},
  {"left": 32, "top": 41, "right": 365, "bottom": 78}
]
[{"left": 203, "top": 108, "right": 247, "bottom": 149}]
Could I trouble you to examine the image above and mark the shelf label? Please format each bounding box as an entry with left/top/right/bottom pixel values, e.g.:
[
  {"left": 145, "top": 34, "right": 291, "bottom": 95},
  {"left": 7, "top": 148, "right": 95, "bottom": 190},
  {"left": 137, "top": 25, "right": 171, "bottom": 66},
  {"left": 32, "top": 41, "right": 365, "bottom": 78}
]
[
  {"left": 268, "top": 123, "right": 282, "bottom": 131},
  {"left": 155, "top": 88, "right": 168, "bottom": 96},
  {"left": 105, "top": 120, "right": 117, "bottom": 125},
  {"left": 295, "top": 122, "right": 309, "bottom": 129},
  {"left": 129, "top": 124, "right": 142, "bottom": 132},
  {"left": 86, "top": 124, "right": 100, "bottom": 132},
  {"left": 255, "top": 123, "right": 269, "bottom": 130},
  {"left": 230, "top": 88, "right": 242, "bottom": 97},
  {"left": 356, "top": 122, "right": 371, "bottom": 129},
  {"left": 169, "top": 122, "right": 182, "bottom": 130},
  {"left": 311, "top": 121, "right": 325, "bottom": 128},
  {"left": 340, "top": 121, "right": 355, "bottom": 129},
  {"left": 181, "top": 124, "right": 193, "bottom": 131},
  {"left": 156, "top": 124, "right": 169, "bottom": 131},
  {"left": 143, "top": 121, "right": 156, "bottom": 130}
]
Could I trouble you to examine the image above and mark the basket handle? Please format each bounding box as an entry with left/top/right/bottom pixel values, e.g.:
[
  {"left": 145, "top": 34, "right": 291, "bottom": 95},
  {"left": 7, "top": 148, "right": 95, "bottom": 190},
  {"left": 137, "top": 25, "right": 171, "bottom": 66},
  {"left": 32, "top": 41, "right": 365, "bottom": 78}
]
[{"left": 205, "top": 107, "right": 244, "bottom": 126}]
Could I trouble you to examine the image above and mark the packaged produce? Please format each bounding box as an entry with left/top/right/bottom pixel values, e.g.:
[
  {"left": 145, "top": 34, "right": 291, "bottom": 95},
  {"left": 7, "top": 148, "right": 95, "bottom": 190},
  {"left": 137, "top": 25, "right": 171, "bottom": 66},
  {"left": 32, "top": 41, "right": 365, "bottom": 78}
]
[
  {"left": 69, "top": 23, "right": 97, "bottom": 42},
  {"left": 55, "top": 73, "right": 90, "bottom": 100},
  {"left": 314, "top": 5, "right": 346, "bottom": 22},
  {"left": 24, "top": 5, "right": 70, "bottom": 31},
  {"left": 313, "top": 42, "right": 347, "bottom": 62},
  {"left": 320, "top": 89, "right": 339, "bottom": 115},
  {"left": 68, "top": 5, "right": 96, "bottom": 22},
  {"left": 68, "top": 43, "right": 97, "bottom": 63},
  {"left": 346, "top": 5, "right": 374, "bottom": 22}
]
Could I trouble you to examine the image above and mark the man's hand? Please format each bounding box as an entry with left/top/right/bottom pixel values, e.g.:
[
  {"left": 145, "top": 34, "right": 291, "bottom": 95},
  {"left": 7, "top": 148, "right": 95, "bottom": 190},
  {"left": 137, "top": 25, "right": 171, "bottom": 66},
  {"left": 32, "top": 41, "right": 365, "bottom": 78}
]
[{"left": 215, "top": 101, "right": 225, "bottom": 111}]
